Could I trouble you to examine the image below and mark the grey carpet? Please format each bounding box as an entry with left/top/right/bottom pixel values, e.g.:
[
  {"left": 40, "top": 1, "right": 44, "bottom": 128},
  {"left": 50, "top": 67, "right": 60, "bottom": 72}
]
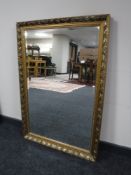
[
  {"left": 0, "top": 118, "right": 131, "bottom": 175},
  {"left": 28, "top": 86, "right": 95, "bottom": 149}
]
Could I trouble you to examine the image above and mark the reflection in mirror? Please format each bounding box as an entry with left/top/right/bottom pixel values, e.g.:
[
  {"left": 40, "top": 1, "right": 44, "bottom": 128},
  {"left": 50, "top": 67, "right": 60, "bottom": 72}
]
[{"left": 25, "top": 26, "right": 99, "bottom": 149}]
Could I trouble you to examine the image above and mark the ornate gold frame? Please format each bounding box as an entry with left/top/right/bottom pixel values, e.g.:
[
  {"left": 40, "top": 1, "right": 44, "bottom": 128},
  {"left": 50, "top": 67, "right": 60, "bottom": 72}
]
[{"left": 17, "top": 14, "right": 110, "bottom": 161}]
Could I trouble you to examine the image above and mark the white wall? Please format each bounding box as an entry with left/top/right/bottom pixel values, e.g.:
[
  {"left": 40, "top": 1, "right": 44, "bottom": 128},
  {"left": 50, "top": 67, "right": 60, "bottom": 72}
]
[
  {"left": 52, "top": 35, "right": 70, "bottom": 73},
  {"left": 0, "top": 0, "right": 131, "bottom": 148}
]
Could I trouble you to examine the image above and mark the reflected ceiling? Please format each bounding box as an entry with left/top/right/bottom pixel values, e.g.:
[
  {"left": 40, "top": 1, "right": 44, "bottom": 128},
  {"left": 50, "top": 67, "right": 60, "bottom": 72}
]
[{"left": 26, "top": 27, "right": 99, "bottom": 47}]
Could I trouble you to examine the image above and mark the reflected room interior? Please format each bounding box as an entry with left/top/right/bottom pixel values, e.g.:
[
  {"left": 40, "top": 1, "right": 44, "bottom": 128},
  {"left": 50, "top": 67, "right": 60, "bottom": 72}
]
[{"left": 25, "top": 26, "right": 99, "bottom": 149}]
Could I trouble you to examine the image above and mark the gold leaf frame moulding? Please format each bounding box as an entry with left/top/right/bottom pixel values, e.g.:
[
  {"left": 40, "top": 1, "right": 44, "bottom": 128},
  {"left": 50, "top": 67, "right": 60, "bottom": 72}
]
[{"left": 17, "top": 14, "right": 110, "bottom": 161}]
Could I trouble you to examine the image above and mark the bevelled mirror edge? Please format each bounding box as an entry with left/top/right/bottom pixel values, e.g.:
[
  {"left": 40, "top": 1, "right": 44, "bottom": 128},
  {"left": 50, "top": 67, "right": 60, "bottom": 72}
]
[{"left": 17, "top": 14, "right": 110, "bottom": 161}]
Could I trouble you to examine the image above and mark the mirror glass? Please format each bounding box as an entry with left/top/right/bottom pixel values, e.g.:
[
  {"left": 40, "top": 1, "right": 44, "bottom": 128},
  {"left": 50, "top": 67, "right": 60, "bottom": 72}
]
[{"left": 25, "top": 26, "right": 99, "bottom": 150}]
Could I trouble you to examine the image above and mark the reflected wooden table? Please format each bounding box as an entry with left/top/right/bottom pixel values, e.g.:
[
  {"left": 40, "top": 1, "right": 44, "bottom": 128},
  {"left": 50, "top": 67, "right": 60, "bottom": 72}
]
[
  {"left": 27, "top": 59, "right": 56, "bottom": 77},
  {"left": 27, "top": 59, "right": 46, "bottom": 77},
  {"left": 69, "top": 59, "right": 97, "bottom": 85}
]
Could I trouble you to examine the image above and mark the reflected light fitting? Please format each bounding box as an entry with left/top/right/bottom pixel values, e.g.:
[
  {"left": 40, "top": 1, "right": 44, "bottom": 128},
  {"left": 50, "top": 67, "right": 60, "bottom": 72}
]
[{"left": 35, "top": 32, "right": 53, "bottom": 38}]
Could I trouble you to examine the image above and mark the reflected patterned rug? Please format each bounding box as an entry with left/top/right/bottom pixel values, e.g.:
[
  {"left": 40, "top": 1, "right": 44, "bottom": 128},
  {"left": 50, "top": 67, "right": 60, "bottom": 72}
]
[{"left": 28, "top": 78, "right": 86, "bottom": 93}]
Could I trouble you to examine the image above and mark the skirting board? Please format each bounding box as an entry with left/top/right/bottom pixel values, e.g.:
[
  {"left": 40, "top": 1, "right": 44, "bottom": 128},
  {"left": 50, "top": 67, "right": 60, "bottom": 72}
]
[{"left": 0, "top": 114, "right": 131, "bottom": 155}]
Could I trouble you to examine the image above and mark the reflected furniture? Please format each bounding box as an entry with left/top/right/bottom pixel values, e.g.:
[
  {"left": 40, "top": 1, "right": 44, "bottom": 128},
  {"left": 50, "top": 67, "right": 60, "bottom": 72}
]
[
  {"left": 40, "top": 56, "right": 56, "bottom": 76},
  {"left": 27, "top": 45, "right": 40, "bottom": 56},
  {"left": 69, "top": 47, "right": 98, "bottom": 85},
  {"left": 69, "top": 58, "right": 97, "bottom": 85},
  {"left": 79, "top": 48, "right": 98, "bottom": 61},
  {"left": 69, "top": 42, "right": 78, "bottom": 63},
  {"left": 26, "top": 57, "right": 46, "bottom": 77},
  {"left": 69, "top": 60, "right": 82, "bottom": 80},
  {"left": 26, "top": 56, "right": 56, "bottom": 77},
  {"left": 44, "top": 66, "right": 56, "bottom": 77},
  {"left": 85, "top": 59, "right": 97, "bottom": 85}
]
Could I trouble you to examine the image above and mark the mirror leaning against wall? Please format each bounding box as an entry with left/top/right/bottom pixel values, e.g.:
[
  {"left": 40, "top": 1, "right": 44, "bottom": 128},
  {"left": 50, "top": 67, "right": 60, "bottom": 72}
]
[{"left": 17, "top": 14, "right": 110, "bottom": 161}]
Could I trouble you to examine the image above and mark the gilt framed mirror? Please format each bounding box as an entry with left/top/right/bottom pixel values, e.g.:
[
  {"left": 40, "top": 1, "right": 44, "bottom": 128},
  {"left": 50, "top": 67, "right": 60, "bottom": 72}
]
[{"left": 17, "top": 14, "right": 110, "bottom": 161}]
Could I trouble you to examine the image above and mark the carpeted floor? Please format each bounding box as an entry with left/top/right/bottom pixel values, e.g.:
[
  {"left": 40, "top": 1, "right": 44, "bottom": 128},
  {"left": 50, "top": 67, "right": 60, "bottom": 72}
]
[
  {"left": 0, "top": 118, "right": 131, "bottom": 175},
  {"left": 28, "top": 86, "right": 95, "bottom": 149}
]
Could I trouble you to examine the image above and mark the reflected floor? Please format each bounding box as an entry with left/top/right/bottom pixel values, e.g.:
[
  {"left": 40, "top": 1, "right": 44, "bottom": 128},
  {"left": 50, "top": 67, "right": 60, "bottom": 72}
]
[{"left": 28, "top": 75, "right": 95, "bottom": 149}]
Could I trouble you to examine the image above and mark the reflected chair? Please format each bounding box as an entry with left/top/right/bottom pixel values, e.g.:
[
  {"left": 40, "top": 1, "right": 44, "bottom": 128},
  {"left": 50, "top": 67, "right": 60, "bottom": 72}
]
[
  {"left": 69, "top": 60, "right": 82, "bottom": 81},
  {"left": 85, "top": 59, "right": 97, "bottom": 85}
]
